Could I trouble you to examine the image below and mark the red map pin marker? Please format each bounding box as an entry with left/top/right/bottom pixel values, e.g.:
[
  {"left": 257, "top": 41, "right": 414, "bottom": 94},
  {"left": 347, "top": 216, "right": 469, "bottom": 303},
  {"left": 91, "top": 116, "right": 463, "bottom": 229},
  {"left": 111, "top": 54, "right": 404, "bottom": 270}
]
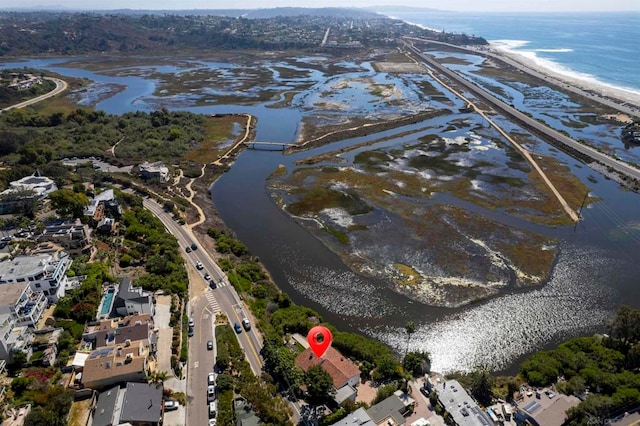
[{"left": 307, "top": 325, "right": 332, "bottom": 358}]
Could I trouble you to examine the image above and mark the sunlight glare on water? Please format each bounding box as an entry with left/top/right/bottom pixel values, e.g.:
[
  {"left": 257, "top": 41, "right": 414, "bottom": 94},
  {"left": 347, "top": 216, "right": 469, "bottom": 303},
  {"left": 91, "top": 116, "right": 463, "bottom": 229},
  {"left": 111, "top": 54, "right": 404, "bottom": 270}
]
[{"left": 366, "top": 244, "right": 620, "bottom": 373}]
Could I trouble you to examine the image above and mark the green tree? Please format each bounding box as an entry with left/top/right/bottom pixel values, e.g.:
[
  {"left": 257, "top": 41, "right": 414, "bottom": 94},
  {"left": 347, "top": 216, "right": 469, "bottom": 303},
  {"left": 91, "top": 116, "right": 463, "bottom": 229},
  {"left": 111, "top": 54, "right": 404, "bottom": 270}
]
[
  {"left": 49, "top": 188, "right": 89, "bottom": 218},
  {"left": 305, "top": 365, "right": 334, "bottom": 402},
  {"left": 609, "top": 305, "right": 640, "bottom": 349},
  {"left": 470, "top": 366, "right": 494, "bottom": 407},
  {"left": 403, "top": 351, "right": 431, "bottom": 377},
  {"left": 372, "top": 355, "right": 401, "bottom": 381},
  {"left": 404, "top": 321, "right": 416, "bottom": 358},
  {"left": 372, "top": 382, "right": 399, "bottom": 404}
]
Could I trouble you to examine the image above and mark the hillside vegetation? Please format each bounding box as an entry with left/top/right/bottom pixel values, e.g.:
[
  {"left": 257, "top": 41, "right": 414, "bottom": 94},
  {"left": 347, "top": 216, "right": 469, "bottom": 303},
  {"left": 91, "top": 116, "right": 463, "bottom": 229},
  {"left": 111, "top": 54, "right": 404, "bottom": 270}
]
[{"left": 0, "top": 10, "right": 487, "bottom": 56}]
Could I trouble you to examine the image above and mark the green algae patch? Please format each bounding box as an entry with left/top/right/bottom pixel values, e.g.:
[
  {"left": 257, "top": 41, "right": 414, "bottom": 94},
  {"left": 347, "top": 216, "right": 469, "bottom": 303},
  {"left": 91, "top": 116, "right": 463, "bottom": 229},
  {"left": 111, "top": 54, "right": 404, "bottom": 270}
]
[
  {"left": 268, "top": 164, "right": 288, "bottom": 180},
  {"left": 286, "top": 186, "right": 373, "bottom": 216},
  {"left": 392, "top": 263, "right": 422, "bottom": 286}
]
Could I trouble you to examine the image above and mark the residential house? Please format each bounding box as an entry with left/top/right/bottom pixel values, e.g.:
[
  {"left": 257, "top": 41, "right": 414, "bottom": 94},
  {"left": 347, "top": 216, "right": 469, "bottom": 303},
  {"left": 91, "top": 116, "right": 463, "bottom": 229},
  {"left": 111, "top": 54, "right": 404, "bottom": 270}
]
[
  {"left": 82, "top": 314, "right": 153, "bottom": 350},
  {"left": 113, "top": 278, "right": 154, "bottom": 317},
  {"left": 295, "top": 346, "right": 361, "bottom": 390},
  {"left": 331, "top": 407, "right": 374, "bottom": 425},
  {"left": 515, "top": 388, "right": 580, "bottom": 426},
  {"left": 96, "top": 218, "right": 117, "bottom": 235},
  {"left": 0, "top": 282, "right": 47, "bottom": 327},
  {"left": 37, "top": 219, "right": 92, "bottom": 256},
  {"left": 90, "top": 385, "right": 122, "bottom": 426},
  {"left": 0, "top": 251, "right": 73, "bottom": 303},
  {"left": 365, "top": 391, "right": 415, "bottom": 426},
  {"left": 234, "top": 398, "right": 261, "bottom": 426},
  {"left": 0, "top": 172, "right": 57, "bottom": 200},
  {"left": 436, "top": 380, "right": 493, "bottom": 426},
  {"left": 139, "top": 161, "right": 169, "bottom": 183},
  {"left": 0, "top": 313, "right": 33, "bottom": 364},
  {"left": 84, "top": 189, "right": 121, "bottom": 225},
  {"left": 81, "top": 343, "right": 149, "bottom": 391},
  {"left": 91, "top": 382, "right": 163, "bottom": 426}
]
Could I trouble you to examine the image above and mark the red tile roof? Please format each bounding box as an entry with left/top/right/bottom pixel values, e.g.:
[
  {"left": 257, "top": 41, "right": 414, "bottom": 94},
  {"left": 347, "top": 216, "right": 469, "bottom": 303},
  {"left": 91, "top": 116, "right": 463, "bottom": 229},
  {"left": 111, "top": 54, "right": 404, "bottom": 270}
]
[{"left": 295, "top": 346, "right": 361, "bottom": 389}]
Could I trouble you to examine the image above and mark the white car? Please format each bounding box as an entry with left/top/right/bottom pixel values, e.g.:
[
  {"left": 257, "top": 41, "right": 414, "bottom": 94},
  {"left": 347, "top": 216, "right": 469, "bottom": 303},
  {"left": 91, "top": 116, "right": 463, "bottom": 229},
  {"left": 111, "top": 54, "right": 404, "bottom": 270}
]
[
  {"left": 196, "top": 261, "right": 204, "bottom": 270},
  {"left": 208, "top": 372, "right": 216, "bottom": 385},
  {"left": 164, "top": 400, "right": 179, "bottom": 411},
  {"left": 207, "top": 385, "right": 216, "bottom": 401},
  {"left": 188, "top": 317, "right": 195, "bottom": 328}
]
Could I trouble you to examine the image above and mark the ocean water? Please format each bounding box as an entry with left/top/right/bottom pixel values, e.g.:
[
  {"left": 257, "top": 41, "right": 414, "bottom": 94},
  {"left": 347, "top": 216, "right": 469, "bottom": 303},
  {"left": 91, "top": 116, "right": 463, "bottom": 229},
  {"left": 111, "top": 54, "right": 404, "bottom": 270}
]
[{"left": 381, "top": 10, "right": 640, "bottom": 96}]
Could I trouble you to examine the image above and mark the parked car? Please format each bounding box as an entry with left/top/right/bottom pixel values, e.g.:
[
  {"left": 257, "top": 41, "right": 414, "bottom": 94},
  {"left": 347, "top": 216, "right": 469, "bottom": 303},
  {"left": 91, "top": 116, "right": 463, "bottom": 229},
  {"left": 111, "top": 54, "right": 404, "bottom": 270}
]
[
  {"left": 189, "top": 317, "right": 195, "bottom": 327},
  {"left": 242, "top": 318, "right": 251, "bottom": 331},
  {"left": 164, "top": 400, "right": 179, "bottom": 411},
  {"left": 207, "top": 340, "right": 213, "bottom": 351},
  {"left": 209, "top": 401, "right": 217, "bottom": 418},
  {"left": 1, "top": 236, "right": 12, "bottom": 242},
  {"left": 208, "top": 372, "right": 216, "bottom": 385},
  {"left": 188, "top": 328, "right": 194, "bottom": 337},
  {"left": 207, "top": 385, "right": 216, "bottom": 401},
  {"left": 233, "top": 322, "right": 242, "bottom": 334}
]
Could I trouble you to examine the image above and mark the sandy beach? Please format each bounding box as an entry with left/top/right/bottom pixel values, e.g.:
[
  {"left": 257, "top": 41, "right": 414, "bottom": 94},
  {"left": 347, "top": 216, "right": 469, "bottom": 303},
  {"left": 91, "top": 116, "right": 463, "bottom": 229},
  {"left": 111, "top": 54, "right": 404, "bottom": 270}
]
[{"left": 486, "top": 44, "right": 640, "bottom": 118}]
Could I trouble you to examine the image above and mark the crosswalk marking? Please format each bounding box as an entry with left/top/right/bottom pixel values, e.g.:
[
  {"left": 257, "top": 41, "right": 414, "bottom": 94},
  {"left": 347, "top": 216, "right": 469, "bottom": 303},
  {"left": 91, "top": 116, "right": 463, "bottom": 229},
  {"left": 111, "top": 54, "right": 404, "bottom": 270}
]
[{"left": 205, "top": 291, "right": 221, "bottom": 314}]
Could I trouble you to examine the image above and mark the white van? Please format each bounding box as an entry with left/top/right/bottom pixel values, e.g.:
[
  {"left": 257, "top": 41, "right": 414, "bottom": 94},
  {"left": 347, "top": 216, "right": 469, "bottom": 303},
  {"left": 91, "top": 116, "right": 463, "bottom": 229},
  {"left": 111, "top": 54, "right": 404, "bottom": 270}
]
[{"left": 209, "top": 401, "right": 217, "bottom": 418}]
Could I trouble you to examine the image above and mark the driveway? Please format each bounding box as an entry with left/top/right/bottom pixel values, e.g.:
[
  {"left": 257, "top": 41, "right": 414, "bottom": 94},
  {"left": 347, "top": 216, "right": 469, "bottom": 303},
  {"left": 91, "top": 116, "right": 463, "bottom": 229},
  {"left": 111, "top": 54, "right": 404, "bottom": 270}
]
[
  {"left": 155, "top": 295, "right": 173, "bottom": 375},
  {"left": 406, "top": 378, "right": 446, "bottom": 426}
]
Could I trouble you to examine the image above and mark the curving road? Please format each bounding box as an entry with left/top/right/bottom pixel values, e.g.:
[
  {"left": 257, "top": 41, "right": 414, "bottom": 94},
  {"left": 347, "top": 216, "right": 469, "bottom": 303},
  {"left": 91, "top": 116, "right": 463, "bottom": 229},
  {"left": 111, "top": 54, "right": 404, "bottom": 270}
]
[
  {"left": 0, "top": 77, "right": 68, "bottom": 113},
  {"left": 403, "top": 41, "right": 640, "bottom": 182}
]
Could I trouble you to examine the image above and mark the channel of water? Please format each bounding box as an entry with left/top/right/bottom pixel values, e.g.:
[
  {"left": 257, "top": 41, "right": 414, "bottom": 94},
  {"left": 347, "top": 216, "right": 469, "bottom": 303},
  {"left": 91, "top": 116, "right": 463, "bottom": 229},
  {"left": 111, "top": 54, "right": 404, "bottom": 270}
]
[{"left": 3, "top": 57, "right": 640, "bottom": 373}]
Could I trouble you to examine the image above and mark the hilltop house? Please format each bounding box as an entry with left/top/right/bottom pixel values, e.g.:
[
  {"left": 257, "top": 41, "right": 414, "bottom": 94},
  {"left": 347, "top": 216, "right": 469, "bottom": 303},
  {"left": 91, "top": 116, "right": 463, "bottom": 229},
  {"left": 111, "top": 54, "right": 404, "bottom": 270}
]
[
  {"left": 139, "top": 161, "right": 169, "bottom": 183},
  {"left": 0, "top": 251, "right": 72, "bottom": 303},
  {"left": 82, "top": 314, "right": 153, "bottom": 350},
  {"left": 90, "top": 382, "right": 163, "bottom": 426},
  {"left": 0, "top": 282, "right": 48, "bottom": 327},
  {"left": 37, "top": 218, "right": 92, "bottom": 256},
  {"left": 295, "top": 346, "right": 361, "bottom": 403},
  {"left": 0, "top": 313, "right": 33, "bottom": 364},
  {"left": 435, "top": 380, "right": 494, "bottom": 426},
  {"left": 81, "top": 342, "right": 149, "bottom": 391},
  {"left": 515, "top": 387, "right": 580, "bottom": 426},
  {"left": 113, "top": 278, "right": 154, "bottom": 317}
]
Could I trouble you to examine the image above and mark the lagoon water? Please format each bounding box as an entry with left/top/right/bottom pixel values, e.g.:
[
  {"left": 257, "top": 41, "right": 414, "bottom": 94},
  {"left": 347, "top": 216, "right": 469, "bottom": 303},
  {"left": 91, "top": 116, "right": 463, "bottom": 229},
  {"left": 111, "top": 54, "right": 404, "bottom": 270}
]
[
  {"left": 384, "top": 10, "right": 640, "bottom": 95},
  {"left": 3, "top": 35, "right": 640, "bottom": 373}
]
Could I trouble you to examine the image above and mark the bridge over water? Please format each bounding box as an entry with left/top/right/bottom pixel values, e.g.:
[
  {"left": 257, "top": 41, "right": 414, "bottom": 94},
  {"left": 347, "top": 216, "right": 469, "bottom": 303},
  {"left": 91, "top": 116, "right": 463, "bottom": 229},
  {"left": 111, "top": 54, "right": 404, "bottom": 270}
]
[{"left": 243, "top": 141, "right": 297, "bottom": 150}]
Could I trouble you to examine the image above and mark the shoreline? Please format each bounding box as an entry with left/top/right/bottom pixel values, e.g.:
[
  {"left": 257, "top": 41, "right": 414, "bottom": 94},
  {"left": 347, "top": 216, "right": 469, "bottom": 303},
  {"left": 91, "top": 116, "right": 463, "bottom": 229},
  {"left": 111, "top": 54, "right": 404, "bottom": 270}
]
[
  {"left": 487, "top": 44, "right": 640, "bottom": 115},
  {"left": 384, "top": 12, "right": 640, "bottom": 119}
]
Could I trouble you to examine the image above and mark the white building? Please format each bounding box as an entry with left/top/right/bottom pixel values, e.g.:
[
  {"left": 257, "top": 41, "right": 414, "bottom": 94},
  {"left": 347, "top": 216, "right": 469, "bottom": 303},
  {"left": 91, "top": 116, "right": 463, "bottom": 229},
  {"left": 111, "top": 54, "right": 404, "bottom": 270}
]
[
  {"left": 0, "top": 282, "right": 48, "bottom": 327},
  {"left": 0, "top": 313, "right": 33, "bottom": 364},
  {"left": 139, "top": 161, "right": 169, "bottom": 183},
  {"left": 0, "top": 252, "right": 73, "bottom": 303},
  {"left": 1, "top": 172, "right": 57, "bottom": 200}
]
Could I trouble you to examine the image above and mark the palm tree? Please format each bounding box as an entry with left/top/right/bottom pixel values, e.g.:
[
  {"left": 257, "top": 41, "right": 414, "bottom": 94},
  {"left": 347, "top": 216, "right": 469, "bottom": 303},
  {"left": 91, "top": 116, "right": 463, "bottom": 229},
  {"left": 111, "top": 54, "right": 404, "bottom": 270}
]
[{"left": 404, "top": 321, "right": 416, "bottom": 358}]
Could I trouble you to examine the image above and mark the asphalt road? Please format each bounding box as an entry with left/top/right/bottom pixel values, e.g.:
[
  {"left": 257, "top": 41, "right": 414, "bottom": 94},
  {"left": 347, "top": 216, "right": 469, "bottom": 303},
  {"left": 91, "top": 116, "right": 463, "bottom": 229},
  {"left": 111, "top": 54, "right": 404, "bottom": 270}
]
[
  {"left": 142, "top": 198, "right": 265, "bottom": 424},
  {"left": 403, "top": 41, "right": 640, "bottom": 182},
  {"left": 0, "top": 77, "right": 68, "bottom": 113},
  {"left": 186, "top": 292, "right": 216, "bottom": 426}
]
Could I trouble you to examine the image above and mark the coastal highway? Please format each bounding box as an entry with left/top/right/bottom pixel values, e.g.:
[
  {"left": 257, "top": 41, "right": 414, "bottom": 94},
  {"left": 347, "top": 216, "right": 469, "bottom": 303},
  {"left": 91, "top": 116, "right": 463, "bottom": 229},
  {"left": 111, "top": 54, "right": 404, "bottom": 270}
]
[
  {"left": 0, "top": 77, "right": 68, "bottom": 113},
  {"left": 141, "top": 197, "right": 264, "bottom": 424},
  {"left": 402, "top": 40, "right": 640, "bottom": 183},
  {"left": 405, "top": 37, "right": 640, "bottom": 119}
]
